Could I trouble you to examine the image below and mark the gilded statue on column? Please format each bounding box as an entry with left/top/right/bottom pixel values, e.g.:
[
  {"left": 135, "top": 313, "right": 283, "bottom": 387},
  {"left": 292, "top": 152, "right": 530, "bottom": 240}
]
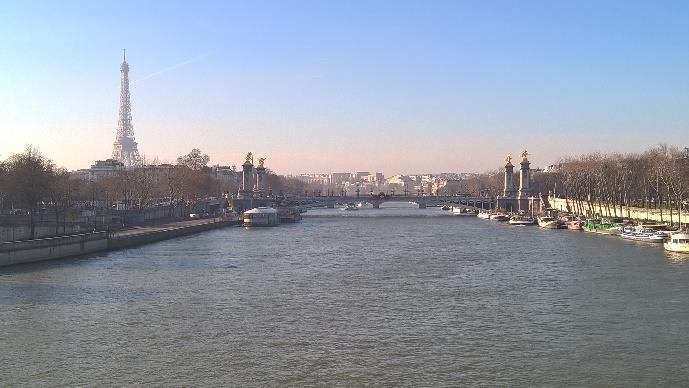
[
  {"left": 258, "top": 157, "right": 266, "bottom": 168},
  {"left": 505, "top": 154, "right": 512, "bottom": 164},
  {"left": 520, "top": 150, "right": 529, "bottom": 161},
  {"left": 245, "top": 152, "right": 253, "bottom": 164}
]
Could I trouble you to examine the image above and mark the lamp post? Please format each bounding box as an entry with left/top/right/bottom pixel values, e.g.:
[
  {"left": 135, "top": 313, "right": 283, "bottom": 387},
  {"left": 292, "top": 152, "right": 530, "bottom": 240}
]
[{"left": 679, "top": 147, "right": 689, "bottom": 230}]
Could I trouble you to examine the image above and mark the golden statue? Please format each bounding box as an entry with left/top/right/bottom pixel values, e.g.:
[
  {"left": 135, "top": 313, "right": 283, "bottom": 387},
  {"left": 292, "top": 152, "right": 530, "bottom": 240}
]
[
  {"left": 521, "top": 149, "right": 529, "bottom": 161},
  {"left": 505, "top": 154, "right": 512, "bottom": 164},
  {"left": 245, "top": 152, "right": 253, "bottom": 164},
  {"left": 258, "top": 157, "right": 266, "bottom": 167}
]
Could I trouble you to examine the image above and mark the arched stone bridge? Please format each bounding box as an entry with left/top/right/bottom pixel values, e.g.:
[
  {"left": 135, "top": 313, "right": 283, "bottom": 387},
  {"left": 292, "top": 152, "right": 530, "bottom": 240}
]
[{"left": 280, "top": 195, "right": 496, "bottom": 210}]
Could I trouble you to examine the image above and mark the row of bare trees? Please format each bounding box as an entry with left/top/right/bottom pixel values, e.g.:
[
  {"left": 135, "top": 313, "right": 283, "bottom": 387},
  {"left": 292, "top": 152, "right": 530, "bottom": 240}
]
[
  {"left": 548, "top": 145, "right": 689, "bottom": 222},
  {"left": 427, "top": 144, "right": 688, "bottom": 223},
  {"left": 90, "top": 149, "right": 226, "bottom": 217},
  {"left": 0, "top": 147, "right": 227, "bottom": 238},
  {"left": 0, "top": 146, "right": 320, "bottom": 238}
]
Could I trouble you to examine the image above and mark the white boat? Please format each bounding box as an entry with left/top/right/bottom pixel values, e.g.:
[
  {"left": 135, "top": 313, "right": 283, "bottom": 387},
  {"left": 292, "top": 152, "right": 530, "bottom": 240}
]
[
  {"left": 452, "top": 207, "right": 477, "bottom": 216},
  {"left": 664, "top": 233, "right": 689, "bottom": 253},
  {"left": 243, "top": 207, "right": 280, "bottom": 227},
  {"left": 489, "top": 213, "right": 510, "bottom": 221},
  {"left": 508, "top": 215, "right": 536, "bottom": 225},
  {"left": 477, "top": 211, "right": 492, "bottom": 220},
  {"left": 537, "top": 216, "right": 559, "bottom": 229},
  {"left": 620, "top": 226, "right": 666, "bottom": 243},
  {"left": 342, "top": 203, "right": 358, "bottom": 211},
  {"left": 637, "top": 223, "right": 672, "bottom": 237}
]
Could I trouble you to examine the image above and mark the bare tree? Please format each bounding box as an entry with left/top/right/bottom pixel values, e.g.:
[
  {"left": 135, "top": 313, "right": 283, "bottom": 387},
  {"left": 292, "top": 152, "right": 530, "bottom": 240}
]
[
  {"left": 48, "top": 168, "right": 72, "bottom": 234},
  {"left": 177, "top": 148, "right": 210, "bottom": 171},
  {"left": 4, "top": 146, "right": 55, "bottom": 238}
]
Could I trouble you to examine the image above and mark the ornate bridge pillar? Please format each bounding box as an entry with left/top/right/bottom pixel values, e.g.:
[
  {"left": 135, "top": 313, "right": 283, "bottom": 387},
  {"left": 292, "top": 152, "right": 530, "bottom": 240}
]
[
  {"left": 236, "top": 152, "right": 255, "bottom": 212},
  {"left": 504, "top": 155, "right": 517, "bottom": 197},
  {"left": 518, "top": 151, "right": 531, "bottom": 196},
  {"left": 517, "top": 150, "right": 532, "bottom": 212},
  {"left": 255, "top": 158, "right": 266, "bottom": 197}
]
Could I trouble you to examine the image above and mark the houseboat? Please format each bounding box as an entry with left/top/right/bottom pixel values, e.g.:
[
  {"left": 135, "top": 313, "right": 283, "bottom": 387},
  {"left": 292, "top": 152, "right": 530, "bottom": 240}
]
[
  {"left": 243, "top": 207, "right": 280, "bottom": 227},
  {"left": 583, "top": 218, "right": 624, "bottom": 235}
]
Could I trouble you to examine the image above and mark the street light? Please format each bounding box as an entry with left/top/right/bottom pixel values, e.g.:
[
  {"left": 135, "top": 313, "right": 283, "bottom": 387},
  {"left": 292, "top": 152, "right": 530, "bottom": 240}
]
[{"left": 678, "top": 147, "right": 689, "bottom": 229}]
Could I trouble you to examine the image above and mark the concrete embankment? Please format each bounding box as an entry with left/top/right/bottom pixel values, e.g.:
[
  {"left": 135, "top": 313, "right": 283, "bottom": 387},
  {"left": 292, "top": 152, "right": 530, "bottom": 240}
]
[
  {"left": 549, "top": 196, "right": 689, "bottom": 224},
  {"left": 0, "top": 218, "right": 235, "bottom": 267},
  {"left": 0, "top": 231, "right": 109, "bottom": 267},
  {"left": 108, "top": 219, "right": 233, "bottom": 250}
]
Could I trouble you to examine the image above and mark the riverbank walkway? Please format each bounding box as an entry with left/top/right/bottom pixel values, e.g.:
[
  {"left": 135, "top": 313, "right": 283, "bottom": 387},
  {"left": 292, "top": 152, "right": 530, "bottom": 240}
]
[
  {"left": 112, "top": 218, "right": 229, "bottom": 238},
  {"left": 1, "top": 217, "right": 237, "bottom": 267},
  {"left": 107, "top": 217, "right": 237, "bottom": 251}
]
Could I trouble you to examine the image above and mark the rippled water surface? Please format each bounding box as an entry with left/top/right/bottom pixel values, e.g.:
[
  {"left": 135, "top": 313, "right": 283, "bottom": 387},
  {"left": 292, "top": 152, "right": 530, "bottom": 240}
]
[{"left": 3, "top": 203, "right": 689, "bottom": 386}]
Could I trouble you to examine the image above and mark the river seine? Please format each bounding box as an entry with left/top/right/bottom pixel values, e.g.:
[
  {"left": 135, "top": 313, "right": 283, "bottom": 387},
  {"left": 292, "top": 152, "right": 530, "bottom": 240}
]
[{"left": 2, "top": 203, "right": 689, "bottom": 386}]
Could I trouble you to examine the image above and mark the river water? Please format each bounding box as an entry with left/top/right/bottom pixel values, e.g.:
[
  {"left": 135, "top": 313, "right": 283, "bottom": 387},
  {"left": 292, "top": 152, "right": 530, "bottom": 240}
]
[{"left": 2, "top": 203, "right": 689, "bottom": 386}]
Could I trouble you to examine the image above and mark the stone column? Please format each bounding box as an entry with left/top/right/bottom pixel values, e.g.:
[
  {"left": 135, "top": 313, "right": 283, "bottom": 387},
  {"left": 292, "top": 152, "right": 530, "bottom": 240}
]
[
  {"left": 238, "top": 160, "right": 254, "bottom": 200},
  {"left": 504, "top": 160, "right": 516, "bottom": 197},
  {"left": 255, "top": 164, "right": 266, "bottom": 197},
  {"left": 519, "top": 158, "right": 530, "bottom": 196}
]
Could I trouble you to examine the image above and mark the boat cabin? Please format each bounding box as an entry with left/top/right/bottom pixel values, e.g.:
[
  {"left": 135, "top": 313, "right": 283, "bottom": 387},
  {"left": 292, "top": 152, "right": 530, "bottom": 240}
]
[
  {"left": 243, "top": 207, "right": 280, "bottom": 227},
  {"left": 670, "top": 234, "right": 689, "bottom": 244}
]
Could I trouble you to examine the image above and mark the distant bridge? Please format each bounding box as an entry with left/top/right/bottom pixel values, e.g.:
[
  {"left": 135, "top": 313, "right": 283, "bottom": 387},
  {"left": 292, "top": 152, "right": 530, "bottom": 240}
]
[{"left": 280, "top": 194, "right": 496, "bottom": 210}]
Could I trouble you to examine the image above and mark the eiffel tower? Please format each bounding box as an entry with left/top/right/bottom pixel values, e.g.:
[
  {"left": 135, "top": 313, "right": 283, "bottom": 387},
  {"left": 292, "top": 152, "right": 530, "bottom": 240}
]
[{"left": 111, "top": 49, "right": 141, "bottom": 167}]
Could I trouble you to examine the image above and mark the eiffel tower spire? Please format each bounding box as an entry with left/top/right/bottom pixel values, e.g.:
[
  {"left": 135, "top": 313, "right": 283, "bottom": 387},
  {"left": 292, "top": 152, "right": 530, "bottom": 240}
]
[{"left": 112, "top": 49, "right": 141, "bottom": 167}]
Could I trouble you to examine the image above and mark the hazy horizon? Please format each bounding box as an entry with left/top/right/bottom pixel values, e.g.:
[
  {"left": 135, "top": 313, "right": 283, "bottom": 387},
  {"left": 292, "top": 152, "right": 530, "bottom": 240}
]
[{"left": 2, "top": 1, "right": 688, "bottom": 175}]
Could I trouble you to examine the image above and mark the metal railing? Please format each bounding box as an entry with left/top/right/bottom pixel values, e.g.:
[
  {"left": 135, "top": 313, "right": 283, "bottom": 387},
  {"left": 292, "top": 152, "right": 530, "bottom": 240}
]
[{"left": 0, "top": 231, "right": 109, "bottom": 253}]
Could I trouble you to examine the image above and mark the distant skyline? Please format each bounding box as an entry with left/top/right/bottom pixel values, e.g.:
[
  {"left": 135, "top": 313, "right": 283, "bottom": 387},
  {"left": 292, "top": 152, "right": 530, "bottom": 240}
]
[{"left": 2, "top": 1, "right": 689, "bottom": 175}]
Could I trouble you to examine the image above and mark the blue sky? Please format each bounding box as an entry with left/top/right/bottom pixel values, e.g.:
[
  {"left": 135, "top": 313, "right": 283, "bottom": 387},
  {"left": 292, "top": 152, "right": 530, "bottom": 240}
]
[{"left": 1, "top": 0, "right": 688, "bottom": 174}]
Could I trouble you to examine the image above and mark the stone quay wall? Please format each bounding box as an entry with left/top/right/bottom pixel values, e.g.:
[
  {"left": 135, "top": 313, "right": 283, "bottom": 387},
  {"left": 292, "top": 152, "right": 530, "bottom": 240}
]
[
  {"left": 0, "top": 219, "right": 236, "bottom": 267},
  {"left": 0, "top": 231, "right": 109, "bottom": 267},
  {"left": 108, "top": 219, "right": 233, "bottom": 251},
  {"left": 549, "top": 196, "right": 689, "bottom": 224}
]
